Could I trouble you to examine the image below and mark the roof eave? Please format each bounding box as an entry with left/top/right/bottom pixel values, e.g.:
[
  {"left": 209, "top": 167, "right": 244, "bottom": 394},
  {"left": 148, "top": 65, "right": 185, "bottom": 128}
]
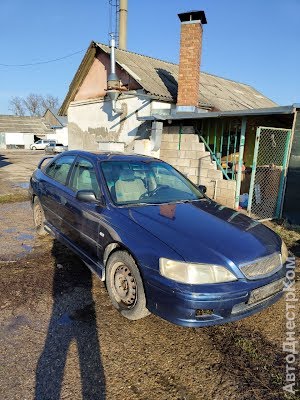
[
  {"left": 58, "top": 42, "right": 97, "bottom": 116},
  {"left": 138, "top": 105, "right": 296, "bottom": 122}
]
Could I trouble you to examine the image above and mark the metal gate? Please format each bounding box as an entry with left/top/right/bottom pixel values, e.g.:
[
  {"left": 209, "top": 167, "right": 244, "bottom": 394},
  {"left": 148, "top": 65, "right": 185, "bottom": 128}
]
[{"left": 247, "top": 126, "right": 291, "bottom": 220}]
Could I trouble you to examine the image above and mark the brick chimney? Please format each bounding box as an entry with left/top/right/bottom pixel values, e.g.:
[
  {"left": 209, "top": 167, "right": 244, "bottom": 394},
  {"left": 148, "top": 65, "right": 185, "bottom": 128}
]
[{"left": 177, "top": 11, "right": 207, "bottom": 113}]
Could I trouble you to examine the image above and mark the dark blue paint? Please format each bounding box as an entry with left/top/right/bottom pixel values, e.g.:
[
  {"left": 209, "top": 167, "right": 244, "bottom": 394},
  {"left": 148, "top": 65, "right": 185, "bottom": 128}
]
[{"left": 29, "top": 151, "right": 286, "bottom": 327}]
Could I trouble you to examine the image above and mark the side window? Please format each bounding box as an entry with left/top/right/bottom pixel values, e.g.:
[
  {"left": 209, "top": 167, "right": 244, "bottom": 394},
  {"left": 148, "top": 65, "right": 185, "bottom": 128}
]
[
  {"left": 45, "top": 155, "right": 76, "bottom": 185},
  {"left": 69, "top": 157, "right": 101, "bottom": 198}
]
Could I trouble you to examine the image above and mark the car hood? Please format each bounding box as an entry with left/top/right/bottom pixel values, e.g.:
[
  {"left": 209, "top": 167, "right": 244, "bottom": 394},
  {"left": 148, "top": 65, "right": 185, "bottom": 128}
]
[{"left": 120, "top": 200, "right": 281, "bottom": 267}]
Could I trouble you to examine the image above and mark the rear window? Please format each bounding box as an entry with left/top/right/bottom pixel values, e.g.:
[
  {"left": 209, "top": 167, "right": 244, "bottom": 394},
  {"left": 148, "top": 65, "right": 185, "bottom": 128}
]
[{"left": 45, "top": 155, "right": 76, "bottom": 185}]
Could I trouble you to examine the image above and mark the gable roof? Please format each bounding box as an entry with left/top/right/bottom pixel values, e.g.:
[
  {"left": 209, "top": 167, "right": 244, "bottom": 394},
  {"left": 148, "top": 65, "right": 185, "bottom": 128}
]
[
  {"left": 59, "top": 41, "right": 277, "bottom": 115},
  {"left": 0, "top": 115, "right": 52, "bottom": 135},
  {"left": 44, "top": 108, "right": 67, "bottom": 127}
]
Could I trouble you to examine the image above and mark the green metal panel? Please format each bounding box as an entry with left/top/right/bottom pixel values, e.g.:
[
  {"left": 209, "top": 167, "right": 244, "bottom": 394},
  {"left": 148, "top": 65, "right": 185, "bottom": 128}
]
[
  {"left": 247, "top": 127, "right": 261, "bottom": 215},
  {"left": 178, "top": 124, "right": 182, "bottom": 150},
  {"left": 226, "top": 121, "right": 231, "bottom": 174},
  {"left": 283, "top": 111, "right": 300, "bottom": 224},
  {"left": 220, "top": 122, "right": 224, "bottom": 156},
  {"left": 207, "top": 120, "right": 210, "bottom": 146},
  {"left": 213, "top": 123, "right": 217, "bottom": 154},
  {"left": 233, "top": 126, "right": 238, "bottom": 179},
  {"left": 198, "top": 132, "right": 231, "bottom": 180},
  {"left": 275, "top": 129, "right": 292, "bottom": 217},
  {"left": 234, "top": 118, "right": 247, "bottom": 209}
]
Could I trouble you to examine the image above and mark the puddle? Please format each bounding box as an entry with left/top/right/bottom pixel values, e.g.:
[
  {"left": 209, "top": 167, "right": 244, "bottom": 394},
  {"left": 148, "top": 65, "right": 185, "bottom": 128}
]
[
  {"left": 21, "top": 243, "right": 33, "bottom": 252},
  {"left": 3, "top": 228, "right": 17, "bottom": 234},
  {"left": 0, "top": 201, "right": 35, "bottom": 261},
  {"left": 5, "top": 315, "right": 31, "bottom": 332},
  {"left": 17, "top": 233, "right": 34, "bottom": 241},
  {"left": 13, "top": 182, "right": 30, "bottom": 189}
]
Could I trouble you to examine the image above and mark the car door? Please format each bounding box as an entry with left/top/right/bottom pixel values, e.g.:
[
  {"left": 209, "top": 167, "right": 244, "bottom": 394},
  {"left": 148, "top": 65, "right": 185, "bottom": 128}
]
[
  {"left": 40, "top": 154, "right": 76, "bottom": 231},
  {"left": 63, "top": 156, "right": 108, "bottom": 262}
]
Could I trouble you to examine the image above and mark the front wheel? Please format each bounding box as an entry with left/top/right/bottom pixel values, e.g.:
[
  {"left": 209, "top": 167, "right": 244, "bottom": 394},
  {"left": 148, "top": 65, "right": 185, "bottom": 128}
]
[
  {"left": 33, "top": 197, "right": 47, "bottom": 236},
  {"left": 31, "top": 146, "right": 36, "bottom": 150},
  {"left": 106, "top": 251, "right": 150, "bottom": 320}
]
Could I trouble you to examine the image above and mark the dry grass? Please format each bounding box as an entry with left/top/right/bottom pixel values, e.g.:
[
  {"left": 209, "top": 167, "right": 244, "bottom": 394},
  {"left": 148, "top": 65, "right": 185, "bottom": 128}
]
[{"left": 0, "top": 192, "right": 29, "bottom": 204}]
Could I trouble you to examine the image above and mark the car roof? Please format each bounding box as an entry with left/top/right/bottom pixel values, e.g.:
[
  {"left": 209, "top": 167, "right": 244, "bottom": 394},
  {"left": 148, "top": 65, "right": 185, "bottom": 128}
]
[{"left": 62, "top": 150, "right": 161, "bottom": 163}]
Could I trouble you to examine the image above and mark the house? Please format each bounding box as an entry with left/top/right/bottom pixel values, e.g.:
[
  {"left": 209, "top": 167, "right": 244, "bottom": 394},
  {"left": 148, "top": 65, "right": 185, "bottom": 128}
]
[
  {"left": 43, "top": 108, "right": 68, "bottom": 145},
  {"left": 0, "top": 115, "right": 51, "bottom": 149},
  {"left": 59, "top": 10, "right": 299, "bottom": 223}
]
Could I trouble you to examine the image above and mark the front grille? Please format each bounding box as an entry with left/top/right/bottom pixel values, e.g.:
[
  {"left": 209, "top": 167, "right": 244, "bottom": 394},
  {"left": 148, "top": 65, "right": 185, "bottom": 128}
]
[{"left": 240, "top": 252, "right": 282, "bottom": 279}]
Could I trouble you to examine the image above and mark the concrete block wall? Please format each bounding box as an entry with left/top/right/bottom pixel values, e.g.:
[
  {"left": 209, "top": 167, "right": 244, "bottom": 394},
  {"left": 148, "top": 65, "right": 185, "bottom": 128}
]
[{"left": 160, "top": 127, "right": 237, "bottom": 209}]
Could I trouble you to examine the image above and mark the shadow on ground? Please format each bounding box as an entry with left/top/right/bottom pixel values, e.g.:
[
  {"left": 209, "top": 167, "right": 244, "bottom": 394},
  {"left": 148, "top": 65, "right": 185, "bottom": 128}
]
[
  {"left": 0, "top": 154, "right": 11, "bottom": 168},
  {"left": 34, "top": 240, "right": 106, "bottom": 400}
]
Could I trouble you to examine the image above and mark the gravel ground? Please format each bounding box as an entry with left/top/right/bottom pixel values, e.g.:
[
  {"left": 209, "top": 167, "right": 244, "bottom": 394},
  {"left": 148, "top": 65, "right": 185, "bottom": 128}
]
[{"left": 0, "top": 150, "right": 299, "bottom": 400}]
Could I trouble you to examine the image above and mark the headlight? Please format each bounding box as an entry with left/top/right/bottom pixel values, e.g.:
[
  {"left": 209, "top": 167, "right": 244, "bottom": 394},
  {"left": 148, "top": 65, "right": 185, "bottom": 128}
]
[
  {"left": 281, "top": 241, "right": 289, "bottom": 264},
  {"left": 159, "top": 258, "right": 237, "bottom": 284}
]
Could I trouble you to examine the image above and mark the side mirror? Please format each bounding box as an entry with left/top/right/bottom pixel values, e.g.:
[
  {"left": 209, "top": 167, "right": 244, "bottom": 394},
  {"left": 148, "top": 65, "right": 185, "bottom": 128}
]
[
  {"left": 76, "top": 190, "right": 104, "bottom": 205},
  {"left": 198, "top": 185, "right": 207, "bottom": 194}
]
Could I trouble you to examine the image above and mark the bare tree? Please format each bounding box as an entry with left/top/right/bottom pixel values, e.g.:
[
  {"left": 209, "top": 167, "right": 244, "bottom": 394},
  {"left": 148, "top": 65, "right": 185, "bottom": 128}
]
[
  {"left": 41, "top": 94, "right": 59, "bottom": 113},
  {"left": 23, "top": 93, "right": 44, "bottom": 117},
  {"left": 9, "top": 93, "right": 60, "bottom": 117},
  {"left": 9, "top": 96, "right": 26, "bottom": 116}
]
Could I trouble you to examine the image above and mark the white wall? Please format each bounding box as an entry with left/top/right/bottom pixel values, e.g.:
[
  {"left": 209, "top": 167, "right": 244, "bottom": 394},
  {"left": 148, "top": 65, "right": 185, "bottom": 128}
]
[
  {"left": 46, "top": 126, "right": 68, "bottom": 146},
  {"left": 4, "top": 132, "right": 34, "bottom": 149},
  {"left": 67, "top": 96, "right": 152, "bottom": 151}
]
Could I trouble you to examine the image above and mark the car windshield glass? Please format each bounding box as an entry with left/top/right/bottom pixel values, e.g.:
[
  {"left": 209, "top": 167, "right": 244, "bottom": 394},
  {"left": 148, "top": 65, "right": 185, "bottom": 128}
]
[{"left": 100, "top": 160, "right": 204, "bottom": 206}]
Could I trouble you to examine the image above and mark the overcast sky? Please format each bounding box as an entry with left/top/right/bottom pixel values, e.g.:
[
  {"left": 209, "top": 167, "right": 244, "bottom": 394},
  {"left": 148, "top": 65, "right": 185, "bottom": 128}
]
[{"left": 0, "top": 0, "right": 299, "bottom": 114}]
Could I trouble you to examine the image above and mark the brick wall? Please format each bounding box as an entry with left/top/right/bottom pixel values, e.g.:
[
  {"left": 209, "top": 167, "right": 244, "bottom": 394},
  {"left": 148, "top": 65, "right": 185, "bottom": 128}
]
[
  {"left": 177, "top": 21, "right": 202, "bottom": 107},
  {"left": 159, "top": 127, "right": 237, "bottom": 209}
]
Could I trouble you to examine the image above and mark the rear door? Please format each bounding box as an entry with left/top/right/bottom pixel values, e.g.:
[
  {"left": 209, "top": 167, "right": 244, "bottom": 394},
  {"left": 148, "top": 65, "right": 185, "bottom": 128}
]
[
  {"left": 40, "top": 154, "right": 76, "bottom": 230},
  {"left": 63, "top": 156, "right": 107, "bottom": 261}
]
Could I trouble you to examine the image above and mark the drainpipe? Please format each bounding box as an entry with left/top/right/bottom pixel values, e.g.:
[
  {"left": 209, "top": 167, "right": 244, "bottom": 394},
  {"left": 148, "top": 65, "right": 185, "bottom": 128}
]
[
  {"left": 234, "top": 117, "right": 247, "bottom": 209},
  {"left": 107, "top": 34, "right": 122, "bottom": 114}
]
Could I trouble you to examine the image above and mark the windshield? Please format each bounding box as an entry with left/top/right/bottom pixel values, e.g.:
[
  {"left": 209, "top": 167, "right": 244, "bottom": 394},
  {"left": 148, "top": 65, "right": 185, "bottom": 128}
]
[{"left": 100, "top": 160, "right": 204, "bottom": 206}]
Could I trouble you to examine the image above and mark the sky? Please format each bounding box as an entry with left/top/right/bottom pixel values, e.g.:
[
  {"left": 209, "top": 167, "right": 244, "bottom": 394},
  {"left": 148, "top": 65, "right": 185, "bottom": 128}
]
[{"left": 0, "top": 0, "right": 299, "bottom": 114}]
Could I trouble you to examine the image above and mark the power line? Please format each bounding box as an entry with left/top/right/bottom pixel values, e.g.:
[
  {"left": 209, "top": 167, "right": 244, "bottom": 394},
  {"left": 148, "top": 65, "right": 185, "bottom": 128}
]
[{"left": 0, "top": 49, "right": 85, "bottom": 67}]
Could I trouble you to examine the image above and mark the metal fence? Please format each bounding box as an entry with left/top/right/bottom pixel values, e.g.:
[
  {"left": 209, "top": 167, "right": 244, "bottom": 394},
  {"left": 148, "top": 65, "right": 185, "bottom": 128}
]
[
  {"left": 198, "top": 119, "right": 241, "bottom": 181},
  {"left": 247, "top": 127, "right": 291, "bottom": 220}
]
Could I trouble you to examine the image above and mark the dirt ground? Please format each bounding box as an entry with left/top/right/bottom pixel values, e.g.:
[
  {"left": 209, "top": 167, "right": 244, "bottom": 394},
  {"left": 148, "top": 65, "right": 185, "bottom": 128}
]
[
  {"left": 0, "top": 150, "right": 299, "bottom": 400},
  {"left": 0, "top": 150, "right": 46, "bottom": 202}
]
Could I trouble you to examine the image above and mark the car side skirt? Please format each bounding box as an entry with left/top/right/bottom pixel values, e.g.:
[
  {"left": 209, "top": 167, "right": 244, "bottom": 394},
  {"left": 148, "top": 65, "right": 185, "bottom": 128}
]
[{"left": 45, "top": 222, "right": 105, "bottom": 281}]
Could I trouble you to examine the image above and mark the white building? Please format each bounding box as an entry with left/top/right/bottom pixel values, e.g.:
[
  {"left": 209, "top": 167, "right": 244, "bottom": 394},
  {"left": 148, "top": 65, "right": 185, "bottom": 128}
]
[{"left": 0, "top": 115, "right": 51, "bottom": 149}]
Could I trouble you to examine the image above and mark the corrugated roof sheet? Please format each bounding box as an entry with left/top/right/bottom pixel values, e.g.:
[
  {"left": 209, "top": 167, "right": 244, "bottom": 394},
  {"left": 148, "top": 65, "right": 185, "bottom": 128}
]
[
  {"left": 97, "top": 43, "right": 277, "bottom": 111},
  {"left": 0, "top": 115, "right": 52, "bottom": 134}
]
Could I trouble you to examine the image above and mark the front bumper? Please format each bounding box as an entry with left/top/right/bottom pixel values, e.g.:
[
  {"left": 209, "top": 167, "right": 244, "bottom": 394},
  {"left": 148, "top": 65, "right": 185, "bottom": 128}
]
[{"left": 144, "top": 268, "right": 286, "bottom": 327}]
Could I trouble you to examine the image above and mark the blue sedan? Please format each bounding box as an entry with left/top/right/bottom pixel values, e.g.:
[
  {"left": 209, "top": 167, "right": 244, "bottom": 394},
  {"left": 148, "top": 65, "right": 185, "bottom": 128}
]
[{"left": 29, "top": 151, "right": 288, "bottom": 327}]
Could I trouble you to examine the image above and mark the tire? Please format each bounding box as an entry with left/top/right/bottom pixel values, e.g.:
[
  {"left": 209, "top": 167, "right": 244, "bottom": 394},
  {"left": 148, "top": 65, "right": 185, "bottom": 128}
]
[
  {"left": 31, "top": 146, "right": 36, "bottom": 150},
  {"left": 106, "top": 251, "right": 150, "bottom": 320},
  {"left": 33, "top": 197, "right": 47, "bottom": 236}
]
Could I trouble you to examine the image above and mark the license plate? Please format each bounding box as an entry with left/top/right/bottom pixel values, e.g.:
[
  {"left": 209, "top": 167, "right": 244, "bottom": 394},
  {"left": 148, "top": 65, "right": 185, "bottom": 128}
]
[{"left": 248, "top": 278, "right": 285, "bottom": 305}]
